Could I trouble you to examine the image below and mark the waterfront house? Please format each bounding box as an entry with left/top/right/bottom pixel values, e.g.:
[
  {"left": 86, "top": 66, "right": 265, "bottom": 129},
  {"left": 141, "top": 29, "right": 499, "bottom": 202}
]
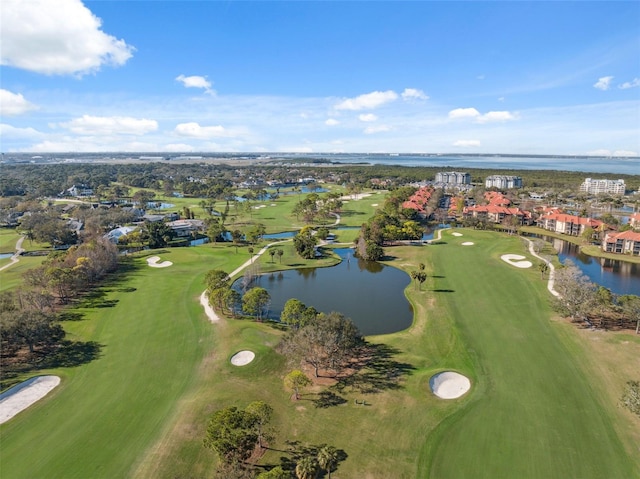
[{"left": 602, "top": 230, "right": 640, "bottom": 256}]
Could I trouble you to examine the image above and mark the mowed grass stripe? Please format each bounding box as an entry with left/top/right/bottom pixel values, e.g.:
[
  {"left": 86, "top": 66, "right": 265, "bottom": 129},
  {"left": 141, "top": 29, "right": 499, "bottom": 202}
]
[
  {"left": 425, "top": 230, "right": 636, "bottom": 479},
  {"left": 0, "top": 248, "right": 235, "bottom": 478}
]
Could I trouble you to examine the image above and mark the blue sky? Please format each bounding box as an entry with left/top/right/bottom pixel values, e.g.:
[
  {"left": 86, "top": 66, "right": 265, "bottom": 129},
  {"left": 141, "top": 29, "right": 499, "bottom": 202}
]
[{"left": 1, "top": 0, "right": 639, "bottom": 156}]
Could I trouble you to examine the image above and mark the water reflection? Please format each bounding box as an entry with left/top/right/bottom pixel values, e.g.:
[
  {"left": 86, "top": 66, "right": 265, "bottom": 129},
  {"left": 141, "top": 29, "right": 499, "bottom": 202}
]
[
  {"left": 235, "top": 248, "right": 413, "bottom": 335},
  {"left": 538, "top": 235, "right": 640, "bottom": 295}
]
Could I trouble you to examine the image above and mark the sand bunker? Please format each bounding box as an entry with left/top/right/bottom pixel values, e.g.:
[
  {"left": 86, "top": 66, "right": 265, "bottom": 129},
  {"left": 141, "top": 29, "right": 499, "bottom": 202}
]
[
  {"left": 501, "top": 254, "right": 533, "bottom": 269},
  {"left": 230, "top": 350, "right": 255, "bottom": 366},
  {"left": 371, "top": 203, "right": 379, "bottom": 207},
  {"left": 200, "top": 291, "right": 220, "bottom": 322},
  {"left": 146, "top": 256, "right": 173, "bottom": 268},
  {"left": 0, "top": 376, "right": 61, "bottom": 424},
  {"left": 452, "top": 232, "right": 463, "bottom": 237},
  {"left": 461, "top": 242, "right": 474, "bottom": 246},
  {"left": 429, "top": 371, "right": 471, "bottom": 399}
]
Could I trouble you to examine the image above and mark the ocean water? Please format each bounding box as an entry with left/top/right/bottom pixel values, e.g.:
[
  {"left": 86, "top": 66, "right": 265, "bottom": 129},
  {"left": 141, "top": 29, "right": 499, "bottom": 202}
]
[{"left": 283, "top": 154, "right": 639, "bottom": 175}]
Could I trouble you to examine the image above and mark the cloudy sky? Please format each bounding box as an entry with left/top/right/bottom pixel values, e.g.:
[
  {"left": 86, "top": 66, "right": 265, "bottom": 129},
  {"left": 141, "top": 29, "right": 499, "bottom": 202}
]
[{"left": 1, "top": 0, "right": 639, "bottom": 156}]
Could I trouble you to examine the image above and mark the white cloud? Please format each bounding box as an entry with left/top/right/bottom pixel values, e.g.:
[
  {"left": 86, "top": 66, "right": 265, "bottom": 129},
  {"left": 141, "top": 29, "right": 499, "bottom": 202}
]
[
  {"left": 163, "top": 143, "right": 195, "bottom": 152},
  {"left": 359, "top": 113, "right": 378, "bottom": 122},
  {"left": 0, "top": 123, "right": 43, "bottom": 139},
  {"left": 477, "top": 111, "right": 516, "bottom": 123},
  {"left": 453, "top": 140, "right": 481, "bottom": 147},
  {"left": 0, "top": 0, "right": 134, "bottom": 76},
  {"left": 0, "top": 89, "right": 38, "bottom": 116},
  {"left": 176, "top": 74, "right": 214, "bottom": 94},
  {"left": 618, "top": 78, "right": 640, "bottom": 90},
  {"left": 613, "top": 150, "right": 638, "bottom": 157},
  {"left": 448, "top": 108, "right": 480, "bottom": 120},
  {"left": 325, "top": 118, "right": 340, "bottom": 126},
  {"left": 401, "top": 88, "right": 429, "bottom": 101},
  {"left": 364, "top": 125, "right": 391, "bottom": 134},
  {"left": 334, "top": 90, "right": 398, "bottom": 110},
  {"left": 59, "top": 115, "right": 158, "bottom": 135},
  {"left": 174, "top": 122, "right": 234, "bottom": 138},
  {"left": 448, "top": 108, "right": 516, "bottom": 123},
  {"left": 593, "top": 76, "right": 614, "bottom": 91}
]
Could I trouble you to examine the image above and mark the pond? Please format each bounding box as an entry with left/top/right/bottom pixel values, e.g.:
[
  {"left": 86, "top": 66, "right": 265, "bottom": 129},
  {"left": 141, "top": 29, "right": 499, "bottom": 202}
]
[
  {"left": 533, "top": 235, "right": 640, "bottom": 296},
  {"left": 237, "top": 248, "right": 413, "bottom": 335}
]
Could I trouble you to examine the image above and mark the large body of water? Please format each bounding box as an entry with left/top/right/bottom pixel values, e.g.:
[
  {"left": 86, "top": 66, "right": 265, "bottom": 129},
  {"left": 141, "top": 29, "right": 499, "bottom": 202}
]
[
  {"left": 283, "top": 153, "right": 640, "bottom": 175},
  {"left": 237, "top": 248, "right": 413, "bottom": 335}
]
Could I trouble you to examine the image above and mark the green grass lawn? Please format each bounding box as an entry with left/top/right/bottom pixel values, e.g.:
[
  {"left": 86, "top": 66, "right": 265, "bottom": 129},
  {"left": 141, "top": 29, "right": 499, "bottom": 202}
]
[{"left": 1, "top": 229, "right": 638, "bottom": 478}]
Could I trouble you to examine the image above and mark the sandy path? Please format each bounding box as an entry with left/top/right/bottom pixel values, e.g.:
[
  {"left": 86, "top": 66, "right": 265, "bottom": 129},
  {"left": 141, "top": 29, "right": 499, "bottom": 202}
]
[
  {"left": 522, "top": 237, "right": 559, "bottom": 297},
  {"left": 0, "top": 376, "right": 61, "bottom": 424},
  {"left": 0, "top": 237, "right": 25, "bottom": 273}
]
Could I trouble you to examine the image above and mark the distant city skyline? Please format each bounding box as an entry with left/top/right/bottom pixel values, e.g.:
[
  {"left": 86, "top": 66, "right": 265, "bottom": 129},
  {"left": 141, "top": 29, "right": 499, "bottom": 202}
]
[{"left": 1, "top": 0, "right": 639, "bottom": 157}]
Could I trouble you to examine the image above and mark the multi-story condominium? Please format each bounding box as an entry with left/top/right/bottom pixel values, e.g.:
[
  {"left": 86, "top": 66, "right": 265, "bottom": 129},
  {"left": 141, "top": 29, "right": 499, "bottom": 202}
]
[
  {"left": 435, "top": 171, "right": 471, "bottom": 185},
  {"left": 485, "top": 175, "right": 523, "bottom": 189},
  {"left": 579, "top": 178, "right": 626, "bottom": 195},
  {"left": 602, "top": 230, "right": 640, "bottom": 256},
  {"left": 537, "top": 212, "right": 605, "bottom": 237}
]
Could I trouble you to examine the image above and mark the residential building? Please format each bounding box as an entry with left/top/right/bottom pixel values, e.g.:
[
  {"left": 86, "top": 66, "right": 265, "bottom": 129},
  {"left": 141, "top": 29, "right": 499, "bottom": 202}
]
[
  {"left": 485, "top": 175, "right": 523, "bottom": 189},
  {"left": 537, "top": 212, "right": 605, "bottom": 237},
  {"left": 463, "top": 205, "right": 532, "bottom": 225},
  {"left": 402, "top": 186, "right": 433, "bottom": 216},
  {"left": 167, "top": 219, "right": 205, "bottom": 237},
  {"left": 435, "top": 171, "right": 471, "bottom": 185},
  {"left": 602, "top": 230, "right": 640, "bottom": 256},
  {"left": 579, "top": 178, "right": 626, "bottom": 195},
  {"left": 629, "top": 213, "right": 640, "bottom": 229}
]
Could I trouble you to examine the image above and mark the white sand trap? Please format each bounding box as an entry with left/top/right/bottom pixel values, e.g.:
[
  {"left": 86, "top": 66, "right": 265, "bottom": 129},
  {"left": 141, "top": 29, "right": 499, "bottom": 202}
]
[
  {"left": 430, "top": 371, "right": 470, "bottom": 399},
  {"left": 452, "top": 232, "right": 463, "bottom": 237},
  {"left": 371, "top": 203, "right": 378, "bottom": 207},
  {"left": 501, "top": 254, "right": 533, "bottom": 268},
  {"left": 146, "top": 256, "right": 173, "bottom": 268},
  {"left": 461, "top": 242, "right": 474, "bottom": 246},
  {"left": 270, "top": 203, "right": 277, "bottom": 206},
  {"left": 230, "top": 350, "right": 255, "bottom": 366},
  {"left": 0, "top": 375, "right": 61, "bottom": 424}
]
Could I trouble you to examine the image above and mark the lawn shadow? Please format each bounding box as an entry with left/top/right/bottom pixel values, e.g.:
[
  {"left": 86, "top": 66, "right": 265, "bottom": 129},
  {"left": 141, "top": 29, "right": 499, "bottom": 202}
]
[
  {"left": 432, "top": 289, "right": 455, "bottom": 293},
  {"left": 312, "top": 390, "right": 347, "bottom": 409},
  {"left": 57, "top": 311, "right": 86, "bottom": 321},
  {"left": 40, "top": 340, "right": 103, "bottom": 369},
  {"left": 334, "top": 343, "right": 415, "bottom": 395}
]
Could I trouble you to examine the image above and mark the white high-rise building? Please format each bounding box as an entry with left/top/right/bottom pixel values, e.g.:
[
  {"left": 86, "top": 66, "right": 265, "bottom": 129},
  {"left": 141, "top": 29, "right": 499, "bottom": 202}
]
[
  {"left": 579, "top": 178, "right": 626, "bottom": 195},
  {"left": 485, "top": 175, "right": 523, "bottom": 189},
  {"left": 435, "top": 171, "right": 471, "bottom": 185}
]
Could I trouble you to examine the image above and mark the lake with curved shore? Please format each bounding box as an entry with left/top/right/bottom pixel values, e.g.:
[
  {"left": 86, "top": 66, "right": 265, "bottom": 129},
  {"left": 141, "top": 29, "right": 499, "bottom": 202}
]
[{"left": 237, "top": 248, "right": 413, "bottom": 335}]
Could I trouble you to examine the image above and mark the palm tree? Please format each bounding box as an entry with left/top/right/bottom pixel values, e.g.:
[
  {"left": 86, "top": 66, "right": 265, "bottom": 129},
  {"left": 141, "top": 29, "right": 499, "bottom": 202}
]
[
  {"left": 538, "top": 261, "right": 549, "bottom": 279},
  {"left": 317, "top": 445, "right": 339, "bottom": 479},
  {"left": 276, "top": 248, "right": 284, "bottom": 264},
  {"left": 269, "top": 249, "right": 276, "bottom": 263},
  {"left": 295, "top": 457, "right": 319, "bottom": 479}
]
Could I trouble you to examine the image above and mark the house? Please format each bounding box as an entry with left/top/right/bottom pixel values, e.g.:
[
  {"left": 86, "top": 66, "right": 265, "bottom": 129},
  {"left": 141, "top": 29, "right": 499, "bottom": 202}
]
[
  {"left": 104, "top": 226, "right": 138, "bottom": 243},
  {"left": 65, "top": 184, "right": 94, "bottom": 197},
  {"left": 537, "top": 212, "right": 605, "bottom": 237},
  {"left": 166, "top": 219, "right": 205, "bottom": 237},
  {"left": 629, "top": 213, "right": 640, "bottom": 230},
  {"left": 402, "top": 187, "right": 433, "bottom": 216},
  {"left": 602, "top": 230, "right": 640, "bottom": 256}
]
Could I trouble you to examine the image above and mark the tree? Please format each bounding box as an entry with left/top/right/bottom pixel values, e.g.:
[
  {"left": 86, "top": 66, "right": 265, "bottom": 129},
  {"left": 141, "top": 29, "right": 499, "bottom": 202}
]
[
  {"left": 1, "top": 310, "right": 64, "bottom": 354},
  {"left": 257, "top": 466, "right": 291, "bottom": 479},
  {"left": 317, "top": 445, "right": 340, "bottom": 479},
  {"left": 284, "top": 369, "right": 312, "bottom": 400},
  {"left": 280, "top": 312, "right": 363, "bottom": 378},
  {"left": 232, "top": 229, "right": 244, "bottom": 253},
  {"left": 206, "top": 269, "right": 231, "bottom": 292},
  {"left": 269, "top": 249, "right": 276, "bottom": 263},
  {"left": 204, "top": 406, "right": 259, "bottom": 464},
  {"left": 242, "top": 287, "right": 270, "bottom": 321},
  {"left": 538, "top": 261, "right": 549, "bottom": 279},
  {"left": 619, "top": 295, "right": 640, "bottom": 334},
  {"left": 245, "top": 400, "right": 274, "bottom": 449},
  {"left": 143, "top": 220, "right": 174, "bottom": 248},
  {"left": 293, "top": 226, "right": 318, "bottom": 259},
  {"left": 295, "top": 457, "right": 319, "bottom": 479},
  {"left": 281, "top": 298, "right": 316, "bottom": 330},
  {"left": 276, "top": 248, "right": 284, "bottom": 264},
  {"left": 553, "top": 260, "right": 598, "bottom": 324},
  {"left": 224, "top": 288, "right": 242, "bottom": 317}
]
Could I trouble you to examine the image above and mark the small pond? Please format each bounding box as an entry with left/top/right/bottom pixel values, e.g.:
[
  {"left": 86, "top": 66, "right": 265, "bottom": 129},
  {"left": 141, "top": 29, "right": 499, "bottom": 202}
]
[
  {"left": 236, "top": 248, "right": 413, "bottom": 335},
  {"left": 0, "top": 253, "right": 13, "bottom": 260}
]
